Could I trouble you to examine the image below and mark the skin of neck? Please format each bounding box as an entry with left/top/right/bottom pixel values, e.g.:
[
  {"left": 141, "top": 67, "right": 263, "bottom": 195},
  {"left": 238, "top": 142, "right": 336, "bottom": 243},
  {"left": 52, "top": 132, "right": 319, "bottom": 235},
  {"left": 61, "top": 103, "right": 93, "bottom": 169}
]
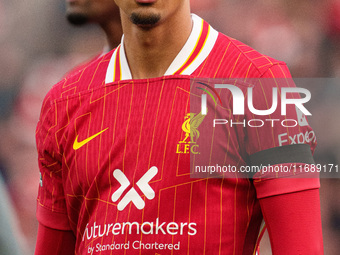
[{"left": 120, "top": 2, "right": 192, "bottom": 79}]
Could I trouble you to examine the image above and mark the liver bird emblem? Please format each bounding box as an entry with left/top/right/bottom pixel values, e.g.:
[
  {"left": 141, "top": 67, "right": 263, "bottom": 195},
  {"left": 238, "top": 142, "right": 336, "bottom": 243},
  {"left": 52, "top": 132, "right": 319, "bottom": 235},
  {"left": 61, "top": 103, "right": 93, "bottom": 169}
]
[{"left": 179, "top": 112, "right": 206, "bottom": 143}]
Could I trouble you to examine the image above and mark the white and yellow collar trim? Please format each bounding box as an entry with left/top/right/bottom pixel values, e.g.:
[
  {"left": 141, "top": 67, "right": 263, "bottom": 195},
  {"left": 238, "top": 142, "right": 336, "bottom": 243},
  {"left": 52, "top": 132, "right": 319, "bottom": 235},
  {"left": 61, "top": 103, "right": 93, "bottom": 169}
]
[{"left": 105, "top": 14, "right": 218, "bottom": 84}]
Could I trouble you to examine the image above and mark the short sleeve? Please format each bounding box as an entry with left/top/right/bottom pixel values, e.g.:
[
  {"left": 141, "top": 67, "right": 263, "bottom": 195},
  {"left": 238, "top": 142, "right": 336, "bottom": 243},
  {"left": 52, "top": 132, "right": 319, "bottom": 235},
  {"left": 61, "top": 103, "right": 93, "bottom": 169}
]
[
  {"left": 35, "top": 92, "right": 71, "bottom": 230},
  {"left": 244, "top": 64, "right": 320, "bottom": 198}
]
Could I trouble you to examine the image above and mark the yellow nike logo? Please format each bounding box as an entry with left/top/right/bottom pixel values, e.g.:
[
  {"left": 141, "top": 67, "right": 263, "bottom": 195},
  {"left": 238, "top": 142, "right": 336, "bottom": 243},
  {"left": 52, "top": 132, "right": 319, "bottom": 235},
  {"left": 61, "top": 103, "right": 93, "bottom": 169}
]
[{"left": 73, "top": 128, "right": 109, "bottom": 150}]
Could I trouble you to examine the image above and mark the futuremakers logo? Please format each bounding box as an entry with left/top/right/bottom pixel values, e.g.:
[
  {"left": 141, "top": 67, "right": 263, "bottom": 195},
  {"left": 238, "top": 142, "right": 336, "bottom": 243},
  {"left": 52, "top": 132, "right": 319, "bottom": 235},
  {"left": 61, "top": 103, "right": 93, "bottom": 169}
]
[{"left": 111, "top": 167, "right": 158, "bottom": 211}]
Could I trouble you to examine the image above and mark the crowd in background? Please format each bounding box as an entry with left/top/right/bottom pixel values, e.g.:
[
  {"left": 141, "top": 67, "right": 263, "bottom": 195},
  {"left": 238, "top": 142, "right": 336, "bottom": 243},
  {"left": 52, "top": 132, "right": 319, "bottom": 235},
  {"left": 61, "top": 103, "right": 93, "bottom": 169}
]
[{"left": 0, "top": 0, "right": 340, "bottom": 254}]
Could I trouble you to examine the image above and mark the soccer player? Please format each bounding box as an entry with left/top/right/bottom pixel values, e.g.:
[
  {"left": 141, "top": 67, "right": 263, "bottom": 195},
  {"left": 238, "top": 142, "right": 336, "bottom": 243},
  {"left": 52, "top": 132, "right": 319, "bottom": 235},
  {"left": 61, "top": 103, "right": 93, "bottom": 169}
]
[{"left": 35, "top": 0, "right": 323, "bottom": 254}]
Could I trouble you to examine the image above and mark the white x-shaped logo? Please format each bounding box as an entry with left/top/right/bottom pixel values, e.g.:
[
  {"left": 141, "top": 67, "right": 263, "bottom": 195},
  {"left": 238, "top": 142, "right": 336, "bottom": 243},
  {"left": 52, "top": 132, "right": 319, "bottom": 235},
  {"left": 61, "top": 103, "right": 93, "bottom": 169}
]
[{"left": 111, "top": 166, "right": 158, "bottom": 211}]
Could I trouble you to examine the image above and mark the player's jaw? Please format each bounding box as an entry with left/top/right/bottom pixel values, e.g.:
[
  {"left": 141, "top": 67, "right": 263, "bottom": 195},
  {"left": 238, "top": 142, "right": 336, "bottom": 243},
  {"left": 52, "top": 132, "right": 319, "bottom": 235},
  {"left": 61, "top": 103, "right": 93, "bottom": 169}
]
[
  {"left": 115, "top": 0, "right": 189, "bottom": 29},
  {"left": 115, "top": 0, "right": 164, "bottom": 27},
  {"left": 130, "top": 0, "right": 161, "bottom": 28},
  {"left": 130, "top": 11, "right": 161, "bottom": 28}
]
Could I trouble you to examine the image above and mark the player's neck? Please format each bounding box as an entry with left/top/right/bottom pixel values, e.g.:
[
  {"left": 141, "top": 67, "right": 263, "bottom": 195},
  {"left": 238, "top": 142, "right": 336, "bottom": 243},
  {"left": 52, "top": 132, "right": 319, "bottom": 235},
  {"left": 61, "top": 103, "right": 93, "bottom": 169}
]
[{"left": 121, "top": 11, "right": 192, "bottom": 79}]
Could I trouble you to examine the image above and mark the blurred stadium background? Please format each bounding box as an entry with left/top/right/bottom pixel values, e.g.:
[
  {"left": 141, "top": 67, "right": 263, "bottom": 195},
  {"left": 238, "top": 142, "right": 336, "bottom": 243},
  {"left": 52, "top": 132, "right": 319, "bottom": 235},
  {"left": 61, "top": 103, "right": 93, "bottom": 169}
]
[{"left": 0, "top": 0, "right": 339, "bottom": 254}]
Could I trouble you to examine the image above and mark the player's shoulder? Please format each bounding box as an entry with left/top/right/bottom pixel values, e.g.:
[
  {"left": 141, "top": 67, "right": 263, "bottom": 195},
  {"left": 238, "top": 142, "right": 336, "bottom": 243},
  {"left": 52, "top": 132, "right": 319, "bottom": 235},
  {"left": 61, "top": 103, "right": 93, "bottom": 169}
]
[
  {"left": 212, "top": 32, "right": 288, "bottom": 77},
  {"left": 46, "top": 50, "right": 114, "bottom": 102},
  {"left": 63, "top": 52, "right": 104, "bottom": 79}
]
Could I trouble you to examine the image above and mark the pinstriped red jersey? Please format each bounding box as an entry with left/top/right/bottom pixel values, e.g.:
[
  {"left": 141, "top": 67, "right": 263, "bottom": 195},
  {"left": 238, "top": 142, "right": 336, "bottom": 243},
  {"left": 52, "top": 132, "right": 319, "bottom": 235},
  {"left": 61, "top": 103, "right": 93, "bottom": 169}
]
[{"left": 36, "top": 14, "right": 319, "bottom": 254}]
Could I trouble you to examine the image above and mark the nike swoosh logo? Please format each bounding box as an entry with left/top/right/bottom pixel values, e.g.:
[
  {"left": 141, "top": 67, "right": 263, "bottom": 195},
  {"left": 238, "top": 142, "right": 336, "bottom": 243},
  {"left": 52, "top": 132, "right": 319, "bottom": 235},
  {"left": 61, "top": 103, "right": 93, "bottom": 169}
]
[{"left": 73, "top": 128, "right": 109, "bottom": 150}]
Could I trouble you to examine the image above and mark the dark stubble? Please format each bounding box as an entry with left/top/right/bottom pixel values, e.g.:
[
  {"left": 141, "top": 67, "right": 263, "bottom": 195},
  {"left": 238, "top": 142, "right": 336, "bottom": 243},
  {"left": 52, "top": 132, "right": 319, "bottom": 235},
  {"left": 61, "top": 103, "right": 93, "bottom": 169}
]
[{"left": 130, "top": 13, "right": 161, "bottom": 27}]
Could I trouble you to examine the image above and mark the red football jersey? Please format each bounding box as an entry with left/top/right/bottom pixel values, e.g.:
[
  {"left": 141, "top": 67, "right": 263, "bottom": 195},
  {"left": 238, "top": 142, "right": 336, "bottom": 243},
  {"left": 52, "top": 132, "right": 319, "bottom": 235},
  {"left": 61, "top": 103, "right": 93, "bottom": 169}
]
[{"left": 36, "top": 15, "right": 319, "bottom": 254}]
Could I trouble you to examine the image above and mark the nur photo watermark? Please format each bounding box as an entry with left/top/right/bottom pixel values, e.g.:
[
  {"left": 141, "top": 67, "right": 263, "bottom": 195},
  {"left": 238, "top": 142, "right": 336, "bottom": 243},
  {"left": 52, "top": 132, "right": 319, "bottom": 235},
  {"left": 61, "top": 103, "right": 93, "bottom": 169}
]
[{"left": 187, "top": 78, "right": 340, "bottom": 179}]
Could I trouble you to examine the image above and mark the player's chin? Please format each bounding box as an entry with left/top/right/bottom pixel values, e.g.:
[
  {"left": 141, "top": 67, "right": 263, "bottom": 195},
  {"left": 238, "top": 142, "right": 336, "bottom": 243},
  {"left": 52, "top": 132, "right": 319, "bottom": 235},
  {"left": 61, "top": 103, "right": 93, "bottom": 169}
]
[{"left": 130, "top": 12, "right": 161, "bottom": 28}]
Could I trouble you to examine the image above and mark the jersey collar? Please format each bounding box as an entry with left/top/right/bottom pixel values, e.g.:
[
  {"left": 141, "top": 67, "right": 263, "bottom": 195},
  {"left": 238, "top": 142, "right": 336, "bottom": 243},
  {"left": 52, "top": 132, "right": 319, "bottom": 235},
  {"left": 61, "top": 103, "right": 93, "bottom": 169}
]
[{"left": 105, "top": 14, "right": 218, "bottom": 84}]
